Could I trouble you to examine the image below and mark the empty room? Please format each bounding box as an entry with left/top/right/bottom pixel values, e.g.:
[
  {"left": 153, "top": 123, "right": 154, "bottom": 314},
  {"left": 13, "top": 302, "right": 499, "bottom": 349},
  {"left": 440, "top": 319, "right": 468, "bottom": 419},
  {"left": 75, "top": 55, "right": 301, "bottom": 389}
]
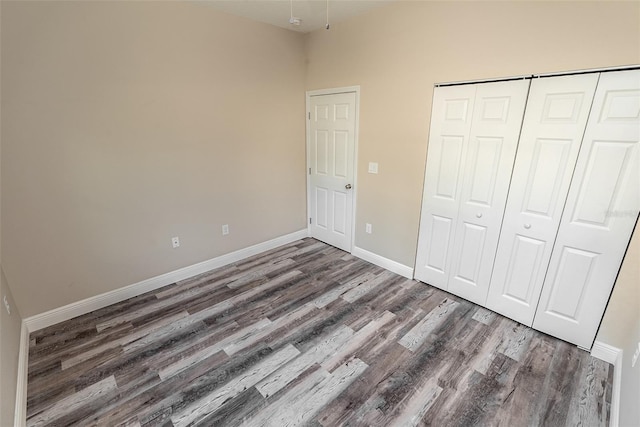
[{"left": 1, "top": 1, "right": 639, "bottom": 426}]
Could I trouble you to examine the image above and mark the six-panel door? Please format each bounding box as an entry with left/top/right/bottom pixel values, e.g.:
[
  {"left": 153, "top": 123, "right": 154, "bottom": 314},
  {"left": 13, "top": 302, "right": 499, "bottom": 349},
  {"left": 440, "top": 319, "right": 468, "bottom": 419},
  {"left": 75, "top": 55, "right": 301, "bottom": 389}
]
[
  {"left": 414, "top": 85, "right": 476, "bottom": 290},
  {"left": 447, "top": 80, "right": 530, "bottom": 305},
  {"left": 308, "top": 92, "right": 356, "bottom": 252},
  {"left": 533, "top": 70, "right": 640, "bottom": 348},
  {"left": 485, "top": 74, "right": 600, "bottom": 326}
]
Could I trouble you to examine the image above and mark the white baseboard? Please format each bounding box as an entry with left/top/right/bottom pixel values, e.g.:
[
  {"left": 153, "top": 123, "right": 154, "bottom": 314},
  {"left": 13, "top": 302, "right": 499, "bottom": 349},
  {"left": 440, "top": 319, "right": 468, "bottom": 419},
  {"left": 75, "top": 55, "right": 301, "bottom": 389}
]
[
  {"left": 591, "top": 341, "right": 621, "bottom": 364},
  {"left": 14, "top": 321, "right": 29, "bottom": 427},
  {"left": 351, "top": 246, "right": 414, "bottom": 279},
  {"left": 24, "top": 229, "right": 309, "bottom": 332},
  {"left": 591, "top": 341, "right": 622, "bottom": 427}
]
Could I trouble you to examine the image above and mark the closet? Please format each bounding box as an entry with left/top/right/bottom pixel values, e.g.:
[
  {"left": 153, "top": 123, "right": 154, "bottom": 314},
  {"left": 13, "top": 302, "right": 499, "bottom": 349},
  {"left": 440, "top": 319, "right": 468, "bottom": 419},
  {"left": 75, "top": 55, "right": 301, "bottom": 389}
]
[
  {"left": 415, "top": 68, "right": 640, "bottom": 349},
  {"left": 486, "top": 73, "right": 599, "bottom": 327},
  {"left": 414, "top": 79, "right": 530, "bottom": 305}
]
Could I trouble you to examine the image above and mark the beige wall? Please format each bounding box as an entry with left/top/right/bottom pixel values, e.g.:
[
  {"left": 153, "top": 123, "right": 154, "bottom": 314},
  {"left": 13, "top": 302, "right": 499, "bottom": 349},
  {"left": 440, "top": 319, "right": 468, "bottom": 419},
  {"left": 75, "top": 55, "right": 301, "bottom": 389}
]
[
  {"left": 598, "top": 230, "right": 639, "bottom": 349},
  {"left": 1, "top": 1, "right": 307, "bottom": 317},
  {"left": 618, "top": 311, "right": 640, "bottom": 426},
  {"left": 305, "top": 0, "right": 640, "bottom": 267},
  {"left": 0, "top": 3, "right": 23, "bottom": 424}
]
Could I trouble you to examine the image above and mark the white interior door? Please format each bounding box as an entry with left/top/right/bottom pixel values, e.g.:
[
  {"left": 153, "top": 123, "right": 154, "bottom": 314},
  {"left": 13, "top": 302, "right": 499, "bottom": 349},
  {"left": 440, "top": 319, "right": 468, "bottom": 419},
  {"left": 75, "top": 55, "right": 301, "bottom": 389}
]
[
  {"left": 486, "top": 74, "right": 599, "bottom": 326},
  {"left": 414, "top": 84, "right": 476, "bottom": 290},
  {"left": 533, "top": 69, "right": 640, "bottom": 348},
  {"left": 308, "top": 91, "right": 357, "bottom": 252},
  {"left": 447, "top": 79, "right": 530, "bottom": 305}
]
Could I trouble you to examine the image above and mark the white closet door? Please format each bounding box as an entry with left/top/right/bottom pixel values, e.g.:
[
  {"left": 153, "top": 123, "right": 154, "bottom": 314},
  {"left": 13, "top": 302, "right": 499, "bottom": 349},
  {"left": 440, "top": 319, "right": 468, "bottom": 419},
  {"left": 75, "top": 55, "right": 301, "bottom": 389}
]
[
  {"left": 533, "top": 70, "right": 640, "bottom": 348},
  {"left": 447, "top": 79, "right": 530, "bottom": 305},
  {"left": 486, "top": 74, "right": 599, "bottom": 326},
  {"left": 414, "top": 85, "right": 476, "bottom": 290}
]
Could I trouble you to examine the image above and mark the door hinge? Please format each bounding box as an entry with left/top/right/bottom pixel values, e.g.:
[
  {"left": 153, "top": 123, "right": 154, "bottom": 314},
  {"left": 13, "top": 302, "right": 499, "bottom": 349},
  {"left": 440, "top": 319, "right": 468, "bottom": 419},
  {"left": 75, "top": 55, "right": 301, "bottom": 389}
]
[
  {"left": 309, "top": 167, "right": 311, "bottom": 175},
  {"left": 310, "top": 218, "right": 312, "bottom": 224},
  {"left": 308, "top": 112, "right": 311, "bottom": 120}
]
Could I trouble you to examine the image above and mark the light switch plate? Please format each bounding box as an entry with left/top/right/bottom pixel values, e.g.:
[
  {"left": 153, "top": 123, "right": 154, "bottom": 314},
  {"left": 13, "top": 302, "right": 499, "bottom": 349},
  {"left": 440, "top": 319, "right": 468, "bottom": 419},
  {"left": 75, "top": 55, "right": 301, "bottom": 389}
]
[{"left": 368, "top": 162, "right": 378, "bottom": 174}]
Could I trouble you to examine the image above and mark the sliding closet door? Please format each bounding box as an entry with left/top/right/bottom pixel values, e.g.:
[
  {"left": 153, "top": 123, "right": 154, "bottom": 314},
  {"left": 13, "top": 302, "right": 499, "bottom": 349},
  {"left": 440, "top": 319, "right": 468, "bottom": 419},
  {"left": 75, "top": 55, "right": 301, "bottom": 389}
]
[
  {"left": 447, "top": 80, "right": 530, "bottom": 305},
  {"left": 414, "top": 85, "right": 476, "bottom": 290},
  {"left": 533, "top": 70, "right": 640, "bottom": 348},
  {"left": 486, "top": 74, "right": 599, "bottom": 326}
]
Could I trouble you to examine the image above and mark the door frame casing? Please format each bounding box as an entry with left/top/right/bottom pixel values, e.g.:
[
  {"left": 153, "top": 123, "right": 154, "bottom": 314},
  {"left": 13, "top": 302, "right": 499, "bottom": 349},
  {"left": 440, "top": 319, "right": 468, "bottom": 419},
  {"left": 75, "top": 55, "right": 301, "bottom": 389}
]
[{"left": 305, "top": 86, "right": 361, "bottom": 253}]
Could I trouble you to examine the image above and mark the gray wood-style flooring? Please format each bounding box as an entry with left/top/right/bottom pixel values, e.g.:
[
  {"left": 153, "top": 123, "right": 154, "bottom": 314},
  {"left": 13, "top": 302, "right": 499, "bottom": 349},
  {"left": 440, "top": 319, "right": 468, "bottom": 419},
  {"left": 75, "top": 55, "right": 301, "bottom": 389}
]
[{"left": 26, "top": 238, "right": 613, "bottom": 426}]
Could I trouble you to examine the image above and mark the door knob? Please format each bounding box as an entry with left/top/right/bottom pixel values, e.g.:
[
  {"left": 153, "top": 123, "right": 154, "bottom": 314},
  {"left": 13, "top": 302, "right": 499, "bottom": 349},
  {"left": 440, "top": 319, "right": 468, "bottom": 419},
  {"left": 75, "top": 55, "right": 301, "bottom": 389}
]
[
  {"left": 476, "top": 213, "right": 482, "bottom": 218},
  {"left": 345, "top": 184, "right": 352, "bottom": 189},
  {"left": 524, "top": 223, "right": 531, "bottom": 229}
]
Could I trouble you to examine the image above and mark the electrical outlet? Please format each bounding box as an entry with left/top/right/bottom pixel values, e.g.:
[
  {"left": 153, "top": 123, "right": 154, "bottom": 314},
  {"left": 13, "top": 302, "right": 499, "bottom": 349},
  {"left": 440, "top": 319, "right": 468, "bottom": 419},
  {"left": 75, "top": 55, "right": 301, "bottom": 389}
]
[
  {"left": 3, "top": 295, "right": 10, "bottom": 315},
  {"left": 632, "top": 342, "right": 640, "bottom": 368},
  {"left": 366, "top": 223, "right": 372, "bottom": 234},
  {"left": 171, "top": 236, "right": 180, "bottom": 248},
  {"left": 222, "top": 224, "right": 230, "bottom": 236}
]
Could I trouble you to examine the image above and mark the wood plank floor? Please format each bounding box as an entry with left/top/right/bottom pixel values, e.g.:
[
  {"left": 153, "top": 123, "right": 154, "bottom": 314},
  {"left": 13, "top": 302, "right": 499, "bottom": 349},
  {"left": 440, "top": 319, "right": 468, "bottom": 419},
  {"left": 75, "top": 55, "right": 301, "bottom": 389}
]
[{"left": 26, "top": 238, "right": 613, "bottom": 426}]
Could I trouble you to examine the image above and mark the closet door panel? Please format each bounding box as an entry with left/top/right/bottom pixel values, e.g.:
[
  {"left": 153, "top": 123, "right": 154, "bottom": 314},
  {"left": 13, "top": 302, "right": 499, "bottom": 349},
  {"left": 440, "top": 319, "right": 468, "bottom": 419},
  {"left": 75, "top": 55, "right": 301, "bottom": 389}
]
[
  {"left": 447, "top": 80, "right": 530, "bottom": 305},
  {"left": 415, "top": 85, "right": 476, "bottom": 289},
  {"left": 486, "top": 74, "right": 600, "bottom": 325},
  {"left": 533, "top": 70, "right": 640, "bottom": 348}
]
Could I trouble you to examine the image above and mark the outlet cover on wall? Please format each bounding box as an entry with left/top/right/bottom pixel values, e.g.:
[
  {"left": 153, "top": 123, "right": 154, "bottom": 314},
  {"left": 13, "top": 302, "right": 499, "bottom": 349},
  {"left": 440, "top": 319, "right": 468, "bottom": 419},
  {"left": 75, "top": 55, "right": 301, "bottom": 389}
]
[
  {"left": 368, "top": 162, "right": 379, "bottom": 174},
  {"left": 171, "top": 236, "right": 180, "bottom": 248},
  {"left": 366, "top": 223, "right": 372, "bottom": 234},
  {"left": 222, "top": 224, "right": 230, "bottom": 236}
]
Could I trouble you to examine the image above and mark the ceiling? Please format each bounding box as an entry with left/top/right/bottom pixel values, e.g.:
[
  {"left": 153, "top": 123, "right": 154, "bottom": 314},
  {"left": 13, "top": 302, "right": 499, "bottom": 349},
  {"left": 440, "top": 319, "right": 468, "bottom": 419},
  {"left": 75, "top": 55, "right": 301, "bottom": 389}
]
[{"left": 206, "top": 0, "right": 395, "bottom": 33}]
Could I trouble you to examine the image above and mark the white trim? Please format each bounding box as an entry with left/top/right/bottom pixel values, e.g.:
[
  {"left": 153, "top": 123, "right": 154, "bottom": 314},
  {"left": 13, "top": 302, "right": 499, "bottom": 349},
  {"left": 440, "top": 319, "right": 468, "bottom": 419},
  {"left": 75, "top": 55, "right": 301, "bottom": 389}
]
[
  {"left": 591, "top": 341, "right": 622, "bottom": 427},
  {"left": 351, "top": 246, "right": 414, "bottom": 279},
  {"left": 534, "top": 64, "right": 640, "bottom": 78},
  {"left": 306, "top": 93, "right": 312, "bottom": 237},
  {"left": 436, "top": 75, "right": 532, "bottom": 87},
  {"left": 24, "top": 229, "right": 308, "bottom": 332},
  {"left": 436, "top": 65, "right": 640, "bottom": 87},
  {"left": 611, "top": 349, "right": 622, "bottom": 427},
  {"left": 352, "top": 89, "right": 361, "bottom": 254},
  {"left": 591, "top": 341, "right": 620, "bottom": 364},
  {"left": 306, "top": 85, "right": 361, "bottom": 97},
  {"left": 306, "top": 86, "right": 360, "bottom": 253},
  {"left": 14, "top": 321, "right": 29, "bottom": 427}
]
